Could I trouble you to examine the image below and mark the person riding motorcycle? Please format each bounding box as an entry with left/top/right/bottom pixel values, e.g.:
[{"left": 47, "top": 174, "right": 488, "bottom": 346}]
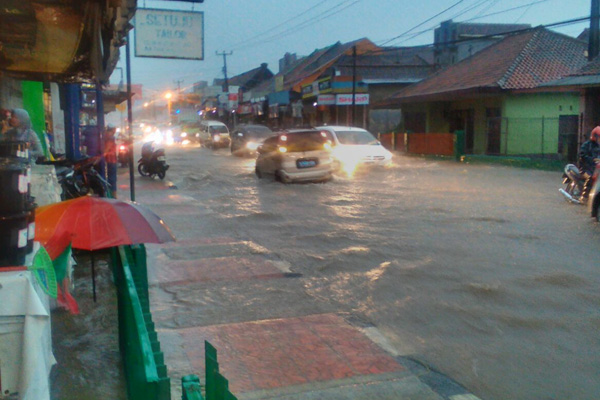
[{"left": 578, "top": 126, "right": 600, "bottom": 198}]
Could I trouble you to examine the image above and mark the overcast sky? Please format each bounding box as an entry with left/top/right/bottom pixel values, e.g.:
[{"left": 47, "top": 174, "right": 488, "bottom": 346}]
[{"left": 110, "top": 0, "right": 592, "bottom": 96}]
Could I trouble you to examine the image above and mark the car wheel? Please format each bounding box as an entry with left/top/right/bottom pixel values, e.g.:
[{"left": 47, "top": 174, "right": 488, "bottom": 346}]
[
  {"left": 594, "top": 197, "right": 600, "bottom": 222},
  {"left": 275, "top": 170, "right": 288, "bottom": 183},
  {"left": 255, "top": 166, "right": 263, "bottom": 178}
]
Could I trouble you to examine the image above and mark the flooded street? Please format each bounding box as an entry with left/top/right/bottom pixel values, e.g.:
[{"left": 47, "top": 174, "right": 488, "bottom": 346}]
[{"left": 153, "top": 144, "right": 600, "bottom": 400}]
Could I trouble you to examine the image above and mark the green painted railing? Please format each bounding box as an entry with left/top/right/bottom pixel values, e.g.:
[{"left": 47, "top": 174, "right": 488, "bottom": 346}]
[
  {"left": 181, "top": 341, "right": 238, "bottom": 400},
  {"left": 112, "top": 245, "right": 171, "bottom": 400}
]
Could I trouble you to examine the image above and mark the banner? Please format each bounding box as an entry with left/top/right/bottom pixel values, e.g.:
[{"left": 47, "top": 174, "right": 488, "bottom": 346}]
[{"left": 135, "top": 8, "right": 204, "bottom": 60}]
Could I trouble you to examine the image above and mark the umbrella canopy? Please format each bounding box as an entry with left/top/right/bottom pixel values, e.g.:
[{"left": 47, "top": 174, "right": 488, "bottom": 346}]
[{"left": 35, "top": 196, "right": 175, "bottom": 251}]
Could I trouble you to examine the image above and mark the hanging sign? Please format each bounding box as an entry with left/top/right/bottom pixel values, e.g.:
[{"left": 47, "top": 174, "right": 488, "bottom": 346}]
[{"left": 135, "top": 8, "right": 204, "bottom": 60}]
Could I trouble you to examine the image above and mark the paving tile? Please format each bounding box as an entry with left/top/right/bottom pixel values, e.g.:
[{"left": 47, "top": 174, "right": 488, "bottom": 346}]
[
  {"left": 175, "top": 314, "right": 403, "bottom": 394},
  {"left": 156, "top": 256, "right": 285, "bottom": 286}
]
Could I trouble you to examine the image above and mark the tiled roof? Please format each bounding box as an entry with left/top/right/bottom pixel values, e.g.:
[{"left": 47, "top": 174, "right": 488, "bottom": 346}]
[
  {"left": 333, "top": 46, "right": 435, "bottom": 82},
  {"left": 283, "top": 38, "right": 378, "bottom": 90},
  {"left": 215, "top": 64, "right": 273, "bottom": 90},
  {"left": 385, "top": 28, "right": 587, "bottom": 103}
]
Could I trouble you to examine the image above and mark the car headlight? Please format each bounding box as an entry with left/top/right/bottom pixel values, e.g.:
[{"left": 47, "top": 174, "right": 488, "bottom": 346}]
[
  {"left": 214, "top": 135, "right": 221, "bottom": 142},
  {"left": 246, "top": 141, "right": 259, "bottom": 150},
  {"left": 181, "top": 132, "right": 188, "bottom": 137}
]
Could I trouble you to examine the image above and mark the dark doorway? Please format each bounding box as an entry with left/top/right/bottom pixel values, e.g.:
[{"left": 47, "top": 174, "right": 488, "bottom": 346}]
[
  {"left": 558, "top": 115, "right": 579, "bottom": 162},
  {"left": 486, "top": 108, "right": 502, "bottom": 155},
  {"left": 449, "top": 109, "right": 475, "bottom": 154},
  {"left": 404, "top": 112, "right": 426, "bottom": 133}
]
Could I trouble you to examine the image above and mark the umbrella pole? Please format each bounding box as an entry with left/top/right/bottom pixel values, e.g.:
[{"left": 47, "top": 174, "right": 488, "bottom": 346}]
[{"left": 91, "top": 251, "right": 97, "bottom": 303}]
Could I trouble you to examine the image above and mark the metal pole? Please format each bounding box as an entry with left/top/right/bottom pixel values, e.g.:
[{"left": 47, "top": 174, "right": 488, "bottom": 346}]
[
  {"left": 126, "top": 32, "right": 135, "bottom": 202},
  {"left": 590, "top": 0, "right": 600, "bottom": 60},
  {"left": 351, "top": 46, "right": 357, "bottom": 127}
]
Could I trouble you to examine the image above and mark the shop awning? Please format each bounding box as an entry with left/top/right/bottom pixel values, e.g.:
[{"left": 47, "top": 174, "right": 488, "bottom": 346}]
[{"left": 0, "top": 0, "right": 135, "bottom": 83}]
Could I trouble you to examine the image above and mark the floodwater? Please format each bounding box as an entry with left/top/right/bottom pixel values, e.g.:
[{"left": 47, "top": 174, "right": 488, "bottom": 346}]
[{"left": 51, "top": 143, "right": 600, "bottom": 400}]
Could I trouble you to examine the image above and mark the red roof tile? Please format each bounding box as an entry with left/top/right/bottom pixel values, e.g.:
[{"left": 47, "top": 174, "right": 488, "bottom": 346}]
[{"left": 385, "top": 28, "right": 587, "bottom": 103}]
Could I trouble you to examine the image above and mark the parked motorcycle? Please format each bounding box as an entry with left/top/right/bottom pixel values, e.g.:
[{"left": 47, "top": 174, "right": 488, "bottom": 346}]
[
  {"left": 138, "top": 141, "right": 169, "bottom": 179},
  {"left": 559, "top": 161, "right": 600, "bottom": 204},
  {"left": 45, "top": 157, "right": 110, "bottom": 199},
  {"left": 588, "top": 168, "right": 600, "bottom": 221}
]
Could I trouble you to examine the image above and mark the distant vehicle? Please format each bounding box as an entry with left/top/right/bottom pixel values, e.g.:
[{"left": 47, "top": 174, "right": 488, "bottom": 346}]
[
  {"left": 255, "top": 129, "right": 333, "bottom": 183},
  {"left": 198, "top": 120, "right": 230, "bottom": 149},
  {"left": 316, "top": 125, "right": 393, "bottom": 174},
  {"left": 180, "top": 121, "right": 201, "bottom": 144},
  {"left": 230, "top": 124, "right": 273, "bottom": 156}
]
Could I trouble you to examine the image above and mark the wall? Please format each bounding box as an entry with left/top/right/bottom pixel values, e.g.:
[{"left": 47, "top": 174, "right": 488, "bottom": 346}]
[{"left": 503, "top": 92, "right": 579, "bottom": 156}]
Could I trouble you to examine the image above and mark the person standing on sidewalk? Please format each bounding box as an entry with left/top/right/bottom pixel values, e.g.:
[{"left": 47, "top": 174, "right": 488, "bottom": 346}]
[{"left": 1, "top": 108, "right": 45, "bottom": 161}]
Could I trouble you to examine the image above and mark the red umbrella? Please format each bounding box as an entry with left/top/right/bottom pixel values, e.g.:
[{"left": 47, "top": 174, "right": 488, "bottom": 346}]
[
  {"left": 35, "top": 196, "right": 175, "bottom": 301},
  {"left": 36, "top": 196, "right": 175, "bottom": 250}
]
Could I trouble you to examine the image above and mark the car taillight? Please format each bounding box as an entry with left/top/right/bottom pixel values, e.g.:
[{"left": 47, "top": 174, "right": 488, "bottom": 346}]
[{"left": 119, "top": 145, "right": 126, "bottom": 151}]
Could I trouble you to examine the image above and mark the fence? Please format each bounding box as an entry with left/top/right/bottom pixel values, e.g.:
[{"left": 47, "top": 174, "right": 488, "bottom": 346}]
[
  {"left": 181, "top": 341, "right": 238, "bottom": 400},
  {"left": 379, "top": 117, "right": 579, "bottom": 162},
  {"left": 111, "top": 245, "right": 171, "bottom": 400}
]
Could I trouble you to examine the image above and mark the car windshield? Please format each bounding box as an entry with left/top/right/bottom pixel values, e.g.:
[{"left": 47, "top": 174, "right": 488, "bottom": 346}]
[
  {"left": 282, "top": 131, "right": 328, "bottom": 152},
  {"left": 246, "top": 126, "right": 273, "bottom": 139},
  {"left": 210, "top": 125, "right": 229, "bottom": 134},
  {"left": 335, "top": 130, "right": 378, "bottom": 145}
]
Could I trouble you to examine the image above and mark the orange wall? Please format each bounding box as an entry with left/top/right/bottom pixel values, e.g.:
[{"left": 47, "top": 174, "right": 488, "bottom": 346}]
[{"left": 407, "top": 133, "right": 454, "bottom": 156}]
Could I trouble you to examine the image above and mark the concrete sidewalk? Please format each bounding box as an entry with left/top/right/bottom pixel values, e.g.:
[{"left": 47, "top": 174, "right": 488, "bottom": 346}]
[{"left": 121, "top": 170, "right": 482, "bottom": 400}]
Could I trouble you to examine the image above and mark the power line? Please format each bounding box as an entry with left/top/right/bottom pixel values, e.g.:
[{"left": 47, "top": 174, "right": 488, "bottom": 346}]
[
  {"left": 383, "top": 0, "right": 551, "bottom": 46},
  {"left": 228, "top": 0, "right": 326, "bottom": 50},
  {"left": 230, "top": 0, "right": 363, "bottom": 51},
  {"left": 379, "top": 0, "right": 468, "bottom": 46}
]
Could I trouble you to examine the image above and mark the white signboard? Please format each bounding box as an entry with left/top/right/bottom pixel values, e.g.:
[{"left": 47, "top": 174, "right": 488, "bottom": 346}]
[
  {"left": 336, "top": 94, "right": 370, "bottom": 106},
  {"left": 135, "top": 8, "right": 204, "bottom": 60}
]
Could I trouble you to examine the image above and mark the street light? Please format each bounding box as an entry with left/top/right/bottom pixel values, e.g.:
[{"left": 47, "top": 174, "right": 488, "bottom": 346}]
[{"left": 165, "top": 92, "right": 173, "bottom": 123}]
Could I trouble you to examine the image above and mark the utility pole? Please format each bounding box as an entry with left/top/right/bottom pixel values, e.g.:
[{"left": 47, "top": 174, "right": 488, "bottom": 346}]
[
  {"left": 174, "top": 79, "right": 184, "bottom": 94},
  {"left": 351, "top": 45, "right": 357, "bottom": 127},
  {"left": 216, "top": 50, "right": 233, "bottom": 92},
  {"left": 590, "top": 0, "right": 600, "bottom": 60}
]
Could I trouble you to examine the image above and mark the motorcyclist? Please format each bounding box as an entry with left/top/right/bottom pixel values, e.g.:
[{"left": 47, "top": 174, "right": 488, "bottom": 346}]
[{"left": 578, "top": 126, "right": 600, "bottom": 198}]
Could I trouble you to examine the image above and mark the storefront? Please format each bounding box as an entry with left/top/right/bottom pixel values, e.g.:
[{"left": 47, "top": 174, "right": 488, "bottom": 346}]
[{"left": 301, "top": 75, "right": 369, "bottom": 127}]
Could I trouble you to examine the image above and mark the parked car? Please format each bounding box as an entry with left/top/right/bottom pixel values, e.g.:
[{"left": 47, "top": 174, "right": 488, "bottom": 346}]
[
  {"left": 230, "top": 124, "right": 273, "bottom": 156},
  {"left": 255, "top": 129, "right": 334, "bottom": 183},
  {"left": 198, "top": 120, "right": 230, "bottom": 149},
  {"left": 316, "top": 125, "right": 393, "bottom": 174}
]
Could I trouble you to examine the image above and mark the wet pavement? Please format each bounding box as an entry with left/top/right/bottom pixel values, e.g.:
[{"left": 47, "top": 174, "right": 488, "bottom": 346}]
[{"left": 52, "top": 143, "right": 600, "bottom": 400}]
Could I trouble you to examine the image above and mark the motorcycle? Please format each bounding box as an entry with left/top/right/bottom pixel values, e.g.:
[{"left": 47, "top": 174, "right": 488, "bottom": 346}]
[
  {"left": 559, "top": 161, "right": 600, "bottom": 204},
  {"left": 117, "top": 142, "right": 129, "bottom": 167},
  {"left": 45, "top": 157, "right": 111, "bottom": 199},
  {"left": 138, "top": 141, "right": 169, "bottom": 179}
]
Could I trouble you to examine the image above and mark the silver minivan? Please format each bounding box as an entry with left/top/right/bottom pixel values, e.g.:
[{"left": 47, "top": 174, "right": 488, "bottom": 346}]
[
  {"left": 255, "top": 129, "right": 334, "bottom": 183},
  {"left": 198, "top": 120, "right": 231, "bottom": 149}
]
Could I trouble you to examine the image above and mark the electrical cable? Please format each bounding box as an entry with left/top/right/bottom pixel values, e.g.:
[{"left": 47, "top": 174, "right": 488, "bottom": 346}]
[
  {"left": 379, "top": 0, "right": 468, "bottom": 46},
  {"left": 230, "top": 0, "right": 358, "bottom": 51},
  {"left": 228, "top": 0, "right": 326, "bottom": 50}
]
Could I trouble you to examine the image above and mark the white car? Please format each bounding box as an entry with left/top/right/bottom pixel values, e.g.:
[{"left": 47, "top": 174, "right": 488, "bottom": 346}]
[
  {"left": 316, "top": 125, "right": 393, "bottom": 173},
  {"left": 255, "top": 129, "right": 334, "bottom": 183}
]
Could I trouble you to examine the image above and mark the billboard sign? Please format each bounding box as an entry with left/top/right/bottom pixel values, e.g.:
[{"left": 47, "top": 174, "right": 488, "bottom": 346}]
[
  {"left": 336, "top": 94, "right": 370, "bottom": 105},
  {"left": 135, "top": 8, "right": 204, "bottom": 60}
]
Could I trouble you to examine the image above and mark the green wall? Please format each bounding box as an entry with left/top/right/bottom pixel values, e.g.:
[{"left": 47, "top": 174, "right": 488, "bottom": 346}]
[
  {"left": 502, "top": 92, "right": 579, "bottom": 156},
  {"left": 22, "top": 81, "right": 49, "bottom": 157}
]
